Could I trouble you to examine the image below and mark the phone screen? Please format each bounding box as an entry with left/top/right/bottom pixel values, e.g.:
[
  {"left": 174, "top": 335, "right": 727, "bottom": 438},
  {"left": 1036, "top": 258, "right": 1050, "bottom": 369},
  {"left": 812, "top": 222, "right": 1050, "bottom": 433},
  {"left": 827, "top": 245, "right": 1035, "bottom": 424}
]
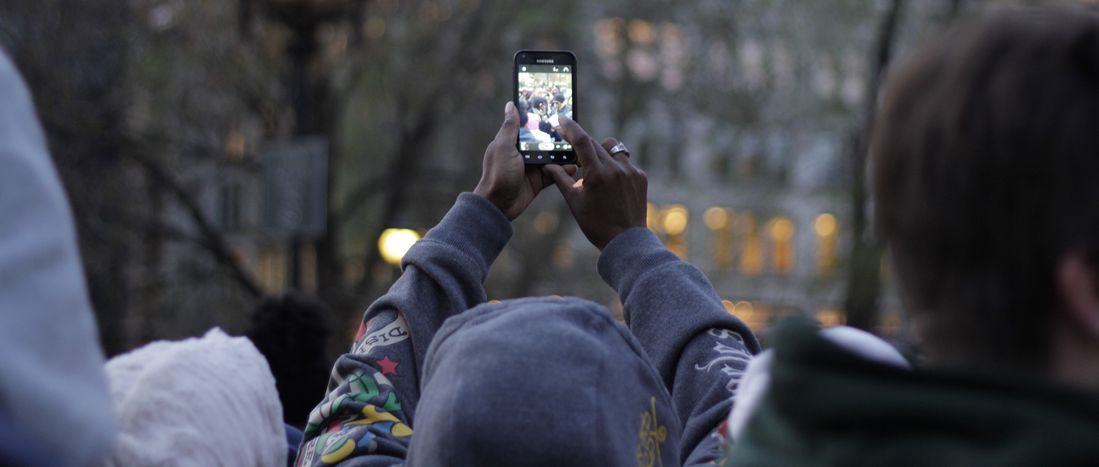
[{"left": 514, "top": 50, "right": 576, "bottom": 164}]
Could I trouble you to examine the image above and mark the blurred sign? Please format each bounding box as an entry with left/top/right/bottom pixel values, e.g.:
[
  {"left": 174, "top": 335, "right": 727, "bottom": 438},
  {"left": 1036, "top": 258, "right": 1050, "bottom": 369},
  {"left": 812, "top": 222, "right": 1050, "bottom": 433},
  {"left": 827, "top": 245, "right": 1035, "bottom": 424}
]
[{"left": 262, "top": 137, "right": 328, "bottom": 238}]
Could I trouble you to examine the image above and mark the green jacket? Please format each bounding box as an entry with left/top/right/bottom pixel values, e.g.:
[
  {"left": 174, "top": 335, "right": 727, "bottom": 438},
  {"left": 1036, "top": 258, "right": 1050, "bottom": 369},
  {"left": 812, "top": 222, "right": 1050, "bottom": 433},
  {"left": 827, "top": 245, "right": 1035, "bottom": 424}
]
[{"left": 726, "top": 321, "right": 1099, "bottom": 466}]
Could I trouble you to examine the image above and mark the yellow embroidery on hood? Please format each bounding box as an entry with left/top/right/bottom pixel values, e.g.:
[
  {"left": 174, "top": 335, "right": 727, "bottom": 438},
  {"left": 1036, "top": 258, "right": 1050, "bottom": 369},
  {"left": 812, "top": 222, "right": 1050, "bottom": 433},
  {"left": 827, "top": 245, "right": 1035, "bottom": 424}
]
[{"left": 637, "top": 396, "right": 668, "bottom": 467}]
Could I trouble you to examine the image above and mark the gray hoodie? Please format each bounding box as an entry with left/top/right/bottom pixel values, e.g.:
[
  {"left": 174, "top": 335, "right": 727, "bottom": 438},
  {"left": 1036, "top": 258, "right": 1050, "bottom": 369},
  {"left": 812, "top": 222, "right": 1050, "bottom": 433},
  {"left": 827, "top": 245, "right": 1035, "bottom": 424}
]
[
  {"left": 296, "top": 193, "right": 760, "bottom": 466},
  {"left": 0, "top": 50, "right": 117, "bottom": 466}
]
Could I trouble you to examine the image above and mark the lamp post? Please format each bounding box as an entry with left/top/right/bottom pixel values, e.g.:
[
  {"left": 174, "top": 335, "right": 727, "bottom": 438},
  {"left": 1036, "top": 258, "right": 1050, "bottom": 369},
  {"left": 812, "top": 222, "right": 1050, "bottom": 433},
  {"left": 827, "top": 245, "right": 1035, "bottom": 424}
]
[{"left": 245, "top": 0, "right": 364, "bottom": 289}]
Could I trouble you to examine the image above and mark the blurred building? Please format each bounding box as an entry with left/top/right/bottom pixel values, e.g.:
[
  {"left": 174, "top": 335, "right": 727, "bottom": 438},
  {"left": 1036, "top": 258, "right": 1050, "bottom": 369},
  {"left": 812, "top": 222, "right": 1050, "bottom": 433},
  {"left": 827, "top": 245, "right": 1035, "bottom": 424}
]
[{"left": 510, "top": 8, "right": 911, "bottom": 341}]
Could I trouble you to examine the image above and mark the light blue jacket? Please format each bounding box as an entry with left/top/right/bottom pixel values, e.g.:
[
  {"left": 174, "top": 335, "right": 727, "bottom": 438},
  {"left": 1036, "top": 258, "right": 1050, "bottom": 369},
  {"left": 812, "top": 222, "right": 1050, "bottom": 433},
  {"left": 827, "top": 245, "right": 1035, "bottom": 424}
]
[{"left": 0, "top": 50, "right": 117, "bottom": 467}]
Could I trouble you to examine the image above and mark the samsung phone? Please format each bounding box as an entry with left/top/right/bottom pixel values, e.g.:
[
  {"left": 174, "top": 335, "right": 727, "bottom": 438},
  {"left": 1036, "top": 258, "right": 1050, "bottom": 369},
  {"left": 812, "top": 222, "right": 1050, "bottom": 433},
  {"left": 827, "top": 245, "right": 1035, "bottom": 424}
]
[{"left": 514, "top": 50, "right": 577, "bottom": 165}]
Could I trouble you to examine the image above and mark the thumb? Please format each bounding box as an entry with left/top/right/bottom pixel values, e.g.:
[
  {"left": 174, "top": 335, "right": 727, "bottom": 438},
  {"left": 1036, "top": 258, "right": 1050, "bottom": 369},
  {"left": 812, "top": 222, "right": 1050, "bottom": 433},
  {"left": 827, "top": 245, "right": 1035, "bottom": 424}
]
[
  {"left": 543, "top": 164, "right": 577, "bottom": 197},
  {"left": 494, "top": 101, "right": 520, "bottom": 144}
]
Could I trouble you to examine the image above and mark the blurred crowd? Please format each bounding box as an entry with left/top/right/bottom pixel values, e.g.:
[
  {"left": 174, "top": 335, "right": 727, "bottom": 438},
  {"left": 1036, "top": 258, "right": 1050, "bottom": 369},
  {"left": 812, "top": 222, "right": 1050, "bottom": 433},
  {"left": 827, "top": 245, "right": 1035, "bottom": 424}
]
[{"left": 517, "top": 82, "right": 573, "bottom": 143}]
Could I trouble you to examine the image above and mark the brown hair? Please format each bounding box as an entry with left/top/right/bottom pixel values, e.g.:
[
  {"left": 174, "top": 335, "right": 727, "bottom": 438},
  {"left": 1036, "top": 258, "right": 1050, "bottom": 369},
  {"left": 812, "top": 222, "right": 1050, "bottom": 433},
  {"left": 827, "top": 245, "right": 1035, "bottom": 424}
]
[{"left": 872, "top": 8, "right": 1099, "bottom": 371}]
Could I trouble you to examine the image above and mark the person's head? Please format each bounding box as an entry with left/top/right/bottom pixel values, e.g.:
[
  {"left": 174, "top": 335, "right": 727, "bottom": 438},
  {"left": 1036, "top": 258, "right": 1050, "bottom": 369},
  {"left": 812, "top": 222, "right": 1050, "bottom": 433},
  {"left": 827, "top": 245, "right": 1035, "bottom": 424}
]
[
  {"left": 872, "top": 7, "right": 1099, "bottom": 383},
  {"left": 408, "top": 298, "right": 679, "bottom": 466},
  {"left": 246, "top": 292, "right": 332, "bottom": 427},
  {"left": 105, "top": 329, "right": 287, "bottom": 466},
  {"left": 531, "top": 96, "right": 547, "bottom": 112}
]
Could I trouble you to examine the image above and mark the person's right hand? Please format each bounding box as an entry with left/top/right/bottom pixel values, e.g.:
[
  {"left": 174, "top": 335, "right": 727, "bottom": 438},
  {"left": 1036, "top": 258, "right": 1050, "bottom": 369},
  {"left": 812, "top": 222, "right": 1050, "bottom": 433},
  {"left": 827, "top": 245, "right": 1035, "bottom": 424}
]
[{"left": 543, "top": 116, "right": 648, "bottom": 250}]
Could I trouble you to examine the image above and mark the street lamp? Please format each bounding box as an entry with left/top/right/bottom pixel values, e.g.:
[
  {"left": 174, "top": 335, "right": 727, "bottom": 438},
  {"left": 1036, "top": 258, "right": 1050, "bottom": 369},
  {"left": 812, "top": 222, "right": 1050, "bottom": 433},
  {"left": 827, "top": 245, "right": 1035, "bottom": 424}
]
[{"left": 378, "top": 229, "right": 421, "bottom": 266}]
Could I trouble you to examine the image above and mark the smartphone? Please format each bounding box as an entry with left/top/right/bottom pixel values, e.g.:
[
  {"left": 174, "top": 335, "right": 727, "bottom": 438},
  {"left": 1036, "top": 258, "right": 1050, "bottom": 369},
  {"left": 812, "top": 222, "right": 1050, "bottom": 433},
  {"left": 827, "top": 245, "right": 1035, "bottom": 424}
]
[{"left": 514, "top": 50, "right": 577, "bottom": 165}]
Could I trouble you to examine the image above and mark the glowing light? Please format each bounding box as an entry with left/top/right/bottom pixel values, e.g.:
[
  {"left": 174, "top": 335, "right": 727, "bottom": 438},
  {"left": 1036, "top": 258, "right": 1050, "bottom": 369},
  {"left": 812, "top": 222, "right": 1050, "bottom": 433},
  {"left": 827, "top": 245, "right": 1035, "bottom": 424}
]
[
  {"left": 646, "top": 202, "right": 659, "bottom": 232},
  {"left": 816, "top": 214, "right": 838, "bottom": 276},
  {"left": 378, "top": 229, "right": 421, "bottom": 266},
  {"left": 740, "top": 234, "right": 764, "bottom": 276},
  {"left": 814, "top": 213, "right": 837, "bottom": 237},
  {"left": 769, "top": 216, "right": 795, "bottom": 274},
  {"left": 769, "top": 217, "right": 795, "bottom": 242},
  {"left": 703, "top": 207, "right": 730, "bottom": 231},
  {"left": 816, "top": 309, "right": 845, "bottom": 327},
  {"left": 533, "top": 211, "right": 559, "bottom": 235},
  {"left": 661, "top": 204, "right": 689, "bottom": 236}
]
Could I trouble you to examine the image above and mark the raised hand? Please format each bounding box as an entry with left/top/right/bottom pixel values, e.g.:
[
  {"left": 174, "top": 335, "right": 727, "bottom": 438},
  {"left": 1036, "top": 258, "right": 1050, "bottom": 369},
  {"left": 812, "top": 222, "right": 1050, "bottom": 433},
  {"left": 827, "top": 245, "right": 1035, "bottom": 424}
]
[
  {"left": 473, "top": 102, "right": 575, "bottom": 220},
  {"left": 543, "top": 116, "right": 647, "bottom": 249}
]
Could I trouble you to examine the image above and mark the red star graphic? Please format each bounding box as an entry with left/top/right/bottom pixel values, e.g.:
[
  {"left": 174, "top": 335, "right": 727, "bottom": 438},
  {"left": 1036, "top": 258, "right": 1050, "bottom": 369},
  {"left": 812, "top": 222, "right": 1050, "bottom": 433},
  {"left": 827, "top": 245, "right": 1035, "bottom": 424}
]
[{"left": 377, "top": 356, "right": 399, "bottom": 376}]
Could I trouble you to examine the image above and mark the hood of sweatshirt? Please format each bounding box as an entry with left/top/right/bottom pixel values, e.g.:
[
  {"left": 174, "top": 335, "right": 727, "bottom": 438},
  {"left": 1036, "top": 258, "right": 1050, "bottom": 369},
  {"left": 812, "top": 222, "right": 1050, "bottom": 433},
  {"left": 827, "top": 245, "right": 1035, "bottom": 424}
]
[
  {"left": 0, "top": 50, "right": 117, "bottom": 466},
  {"left": 725, "top": 320, "right": 1099, "bottom": 466},
  {"left": 407, "top": 296, "right": 682, "bottom": 467}
]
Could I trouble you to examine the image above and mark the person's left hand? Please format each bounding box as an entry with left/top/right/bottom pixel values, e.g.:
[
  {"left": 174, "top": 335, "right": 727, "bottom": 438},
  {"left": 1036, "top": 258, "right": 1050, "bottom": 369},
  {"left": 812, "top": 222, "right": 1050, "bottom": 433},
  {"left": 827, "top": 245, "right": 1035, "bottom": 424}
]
[{"left": 474, "top": 101, "right": 576, "bottom": 220}]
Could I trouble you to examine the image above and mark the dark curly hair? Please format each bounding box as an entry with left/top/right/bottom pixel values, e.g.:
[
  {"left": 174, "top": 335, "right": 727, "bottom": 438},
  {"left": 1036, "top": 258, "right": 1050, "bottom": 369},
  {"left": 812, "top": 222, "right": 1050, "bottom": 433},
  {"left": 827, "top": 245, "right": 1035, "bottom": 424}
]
[{"left": 245, "top": 292, "right": 333, "bottom": 427}]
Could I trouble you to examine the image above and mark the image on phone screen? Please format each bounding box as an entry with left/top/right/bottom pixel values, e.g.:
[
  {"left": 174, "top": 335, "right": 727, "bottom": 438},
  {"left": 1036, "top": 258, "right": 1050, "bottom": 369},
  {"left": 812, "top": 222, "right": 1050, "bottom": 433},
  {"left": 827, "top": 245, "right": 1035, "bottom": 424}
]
[{"left": 514, "top": 50, "right": 576, "bottom": 165}]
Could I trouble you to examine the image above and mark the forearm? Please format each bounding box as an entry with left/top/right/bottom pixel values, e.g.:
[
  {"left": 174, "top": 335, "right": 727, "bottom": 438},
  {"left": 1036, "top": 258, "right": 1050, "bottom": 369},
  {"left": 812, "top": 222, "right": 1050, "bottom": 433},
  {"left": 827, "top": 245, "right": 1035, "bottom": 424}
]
[
  {"left": 598, "top": 227, "right": 760, "bottom": 461},
  {"left": 374, "top": 192, "right": 512, "bottom": 372},
  {"left": 297, "top": 193, "right": 511, "bottom": 466}
]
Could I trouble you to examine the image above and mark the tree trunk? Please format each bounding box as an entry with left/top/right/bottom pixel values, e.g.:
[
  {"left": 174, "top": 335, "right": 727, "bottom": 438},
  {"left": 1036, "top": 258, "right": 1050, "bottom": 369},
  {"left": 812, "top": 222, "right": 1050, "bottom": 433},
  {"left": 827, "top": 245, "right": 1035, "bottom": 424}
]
[{"left": 843, "top": 0, "right": 906, "bottom": 331}]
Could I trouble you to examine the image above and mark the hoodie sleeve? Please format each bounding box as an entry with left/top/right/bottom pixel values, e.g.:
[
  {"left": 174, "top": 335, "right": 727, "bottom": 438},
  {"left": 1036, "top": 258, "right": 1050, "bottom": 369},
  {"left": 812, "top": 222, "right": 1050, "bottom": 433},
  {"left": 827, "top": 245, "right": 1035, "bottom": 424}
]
[
  {"left": 295, "top": 193, "right": 511, "bottom": 467},
  {"left": 598, "top": 227, "right": 761, "bottom": 466}
]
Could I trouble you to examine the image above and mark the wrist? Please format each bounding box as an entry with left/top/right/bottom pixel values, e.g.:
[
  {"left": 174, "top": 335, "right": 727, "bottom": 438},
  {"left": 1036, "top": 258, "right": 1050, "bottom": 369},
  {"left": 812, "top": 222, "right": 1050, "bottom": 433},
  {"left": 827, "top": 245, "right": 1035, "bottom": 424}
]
[
  {"left": 472, "top": 183, "right": 506, "bottom": 216},
  {"left": 594, "top": 222, "right": 646, "bottom": 250}
]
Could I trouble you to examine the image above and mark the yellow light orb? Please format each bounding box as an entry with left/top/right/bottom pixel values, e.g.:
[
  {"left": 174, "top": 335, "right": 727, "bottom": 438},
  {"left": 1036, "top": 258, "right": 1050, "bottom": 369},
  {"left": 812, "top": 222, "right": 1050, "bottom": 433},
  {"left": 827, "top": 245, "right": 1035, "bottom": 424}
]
[
  {"left": 814, "top": 213, "right": 837, "bottom": 237},
  {"left": 378, "top": 228, "right": 421, "bottom": 266},
  {"left": 646, "top": 202, "right": 659, "bottom": 232},
  {"left": 769, "top": 217, "right": 795, "bottom": 242},
  {"left": 703, "top": 207, "right": 730, "bottom": 231},
  {"left": 533, "top": 211, "right": 559, "bottom": 235},
  {"left": 662, "top": 205, "right": 689, "bottom": 236}
]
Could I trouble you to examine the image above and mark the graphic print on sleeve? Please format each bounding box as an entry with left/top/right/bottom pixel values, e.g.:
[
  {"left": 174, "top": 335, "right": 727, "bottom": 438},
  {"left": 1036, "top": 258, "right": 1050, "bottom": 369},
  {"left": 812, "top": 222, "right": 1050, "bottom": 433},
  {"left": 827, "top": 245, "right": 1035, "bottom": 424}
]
[
  {"left": 297, "top": 369, "right": 412, "bottom": 466},
  {"left": 694, "top": 329, "right": 753, "bottom": 394}
]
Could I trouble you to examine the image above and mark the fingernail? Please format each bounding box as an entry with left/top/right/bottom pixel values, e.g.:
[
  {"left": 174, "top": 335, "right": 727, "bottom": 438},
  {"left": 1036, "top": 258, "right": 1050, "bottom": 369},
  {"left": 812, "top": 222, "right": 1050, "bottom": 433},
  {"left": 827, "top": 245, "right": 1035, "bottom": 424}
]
[{"left": 505, "top": 101, "right": 514, "bottom": 114}]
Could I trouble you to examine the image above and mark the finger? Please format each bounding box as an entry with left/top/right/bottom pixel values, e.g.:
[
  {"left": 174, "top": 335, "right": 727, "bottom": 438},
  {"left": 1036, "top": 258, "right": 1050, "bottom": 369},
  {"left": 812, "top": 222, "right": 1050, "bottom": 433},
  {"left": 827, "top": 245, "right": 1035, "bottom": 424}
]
[
  {"left": 600, "top": 137, "right": 631, "bottom": 166},
  {"left": 543, "top": 164, "right": 578, "bottom": 196},
  {"left": 589, "top": 134, "right": 622, "bottom": 169},
  {"left": 557, "top": 115, "right": 601, "bottom": 170},
  {"left": 601, "top": 138, "right": 619, "bottom": 154},
  {"left": 562, "top": 164, "right": 578, "bottom": 177},
  {"left": 526, "top": 165, "right": 554, "bottom": 190},
  {"left": 492, "top": 101, "right": 520, "bottom": 145}
]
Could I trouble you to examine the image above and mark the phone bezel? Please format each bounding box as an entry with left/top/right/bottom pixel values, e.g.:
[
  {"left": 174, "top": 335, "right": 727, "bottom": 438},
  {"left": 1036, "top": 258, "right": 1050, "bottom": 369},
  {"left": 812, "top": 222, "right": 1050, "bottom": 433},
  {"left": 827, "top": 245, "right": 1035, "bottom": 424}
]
[{"left": 514, "top": 49, "right": 577, "bottom": 165}]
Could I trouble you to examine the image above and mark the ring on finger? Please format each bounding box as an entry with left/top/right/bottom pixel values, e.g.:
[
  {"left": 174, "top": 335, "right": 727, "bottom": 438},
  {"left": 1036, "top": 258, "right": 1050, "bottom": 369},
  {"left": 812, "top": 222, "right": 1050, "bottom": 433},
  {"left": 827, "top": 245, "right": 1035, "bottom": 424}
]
[{"left": 609, "top": 142, "right": 629, "bottom": 157}]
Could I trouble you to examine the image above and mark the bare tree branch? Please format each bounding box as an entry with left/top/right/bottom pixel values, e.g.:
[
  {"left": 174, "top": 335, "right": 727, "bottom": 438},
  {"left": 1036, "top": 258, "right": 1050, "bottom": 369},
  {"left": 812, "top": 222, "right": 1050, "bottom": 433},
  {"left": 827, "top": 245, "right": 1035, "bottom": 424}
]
[
  {"left": 121, "top": 150, "right": 265, "bottom": 298},
  {"left": 350, "top": 4, "right": 503, "bottom": 296}
]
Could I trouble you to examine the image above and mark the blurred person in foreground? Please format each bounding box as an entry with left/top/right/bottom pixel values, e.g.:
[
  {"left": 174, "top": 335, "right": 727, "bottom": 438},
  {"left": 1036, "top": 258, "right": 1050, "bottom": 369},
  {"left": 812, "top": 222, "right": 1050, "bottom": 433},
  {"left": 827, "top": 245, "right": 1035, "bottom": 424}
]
[
  {"left": 294, "top": 103, "right": 759, "bottom": 466},
  {"left": 725, "top": 7, "right": 1099, "bottom": 466},
  {"left": 0, "top": 45, "right": 293, "bottom": 466},
  {"left": 0, "top": 49, "right": 117, "bottom": 466}
]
